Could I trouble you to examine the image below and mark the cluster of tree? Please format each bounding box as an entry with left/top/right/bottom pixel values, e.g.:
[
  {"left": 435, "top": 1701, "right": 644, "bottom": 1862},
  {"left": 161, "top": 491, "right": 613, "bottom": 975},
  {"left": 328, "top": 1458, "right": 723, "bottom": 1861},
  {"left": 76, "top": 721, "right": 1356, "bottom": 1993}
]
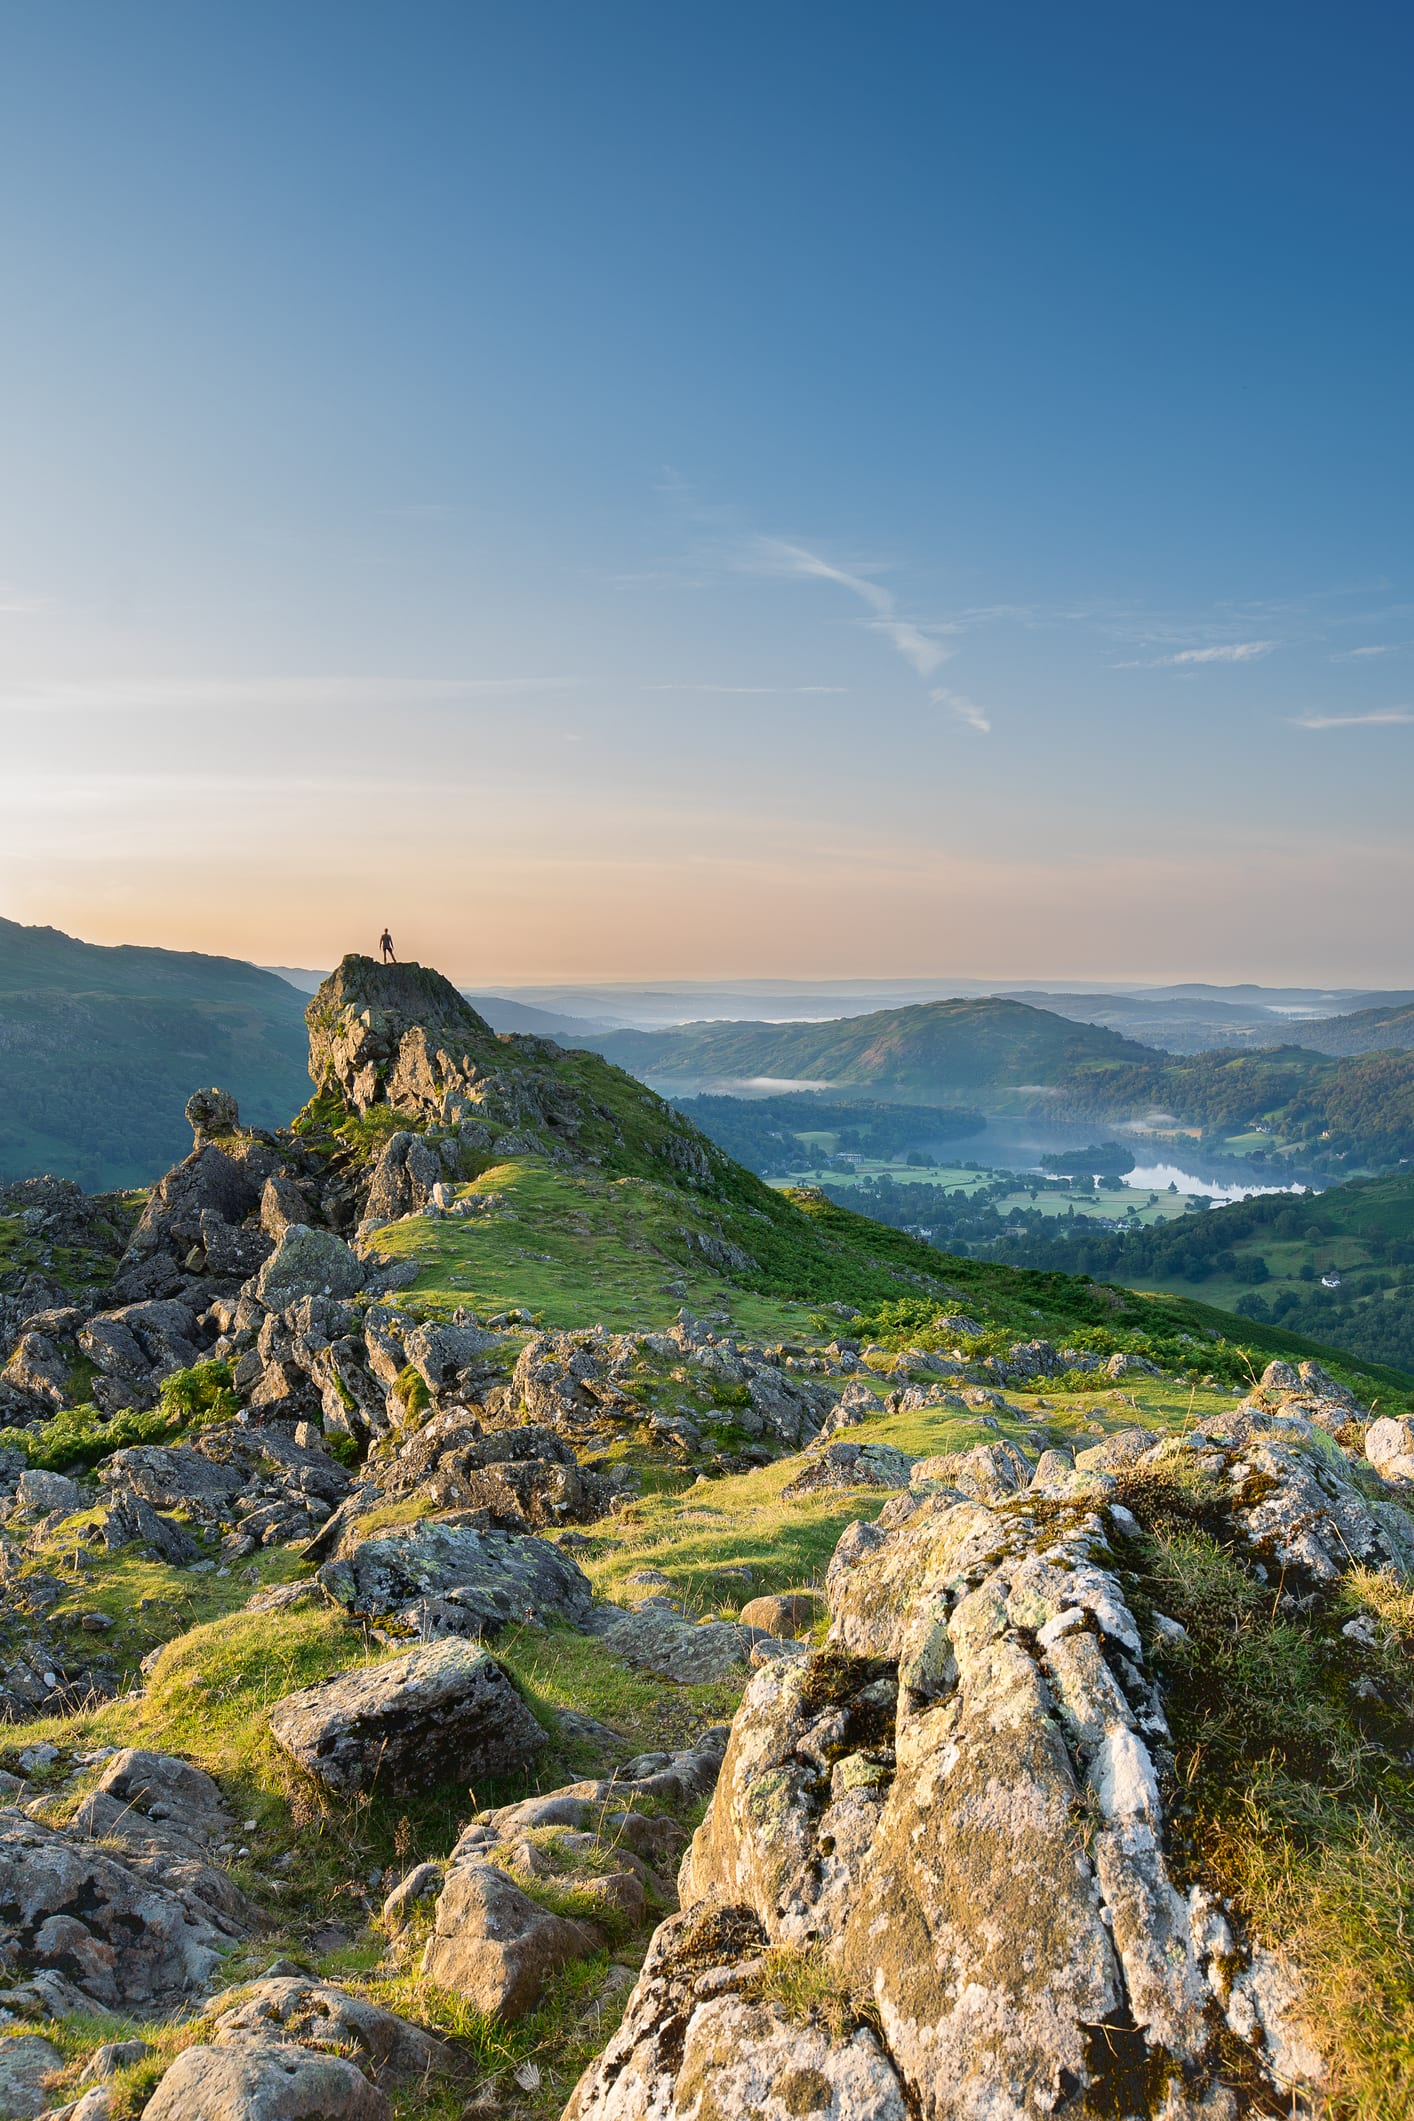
[
  {"left": 1038, "top": 1141, "right": 1135, "bottom": 1177},
  {"left": 821, "top": 1167, "right": 1414, "bottom": 1377},
  {"left": 1056, "top": 1047, "right": 1414, "bottom": 1169}
]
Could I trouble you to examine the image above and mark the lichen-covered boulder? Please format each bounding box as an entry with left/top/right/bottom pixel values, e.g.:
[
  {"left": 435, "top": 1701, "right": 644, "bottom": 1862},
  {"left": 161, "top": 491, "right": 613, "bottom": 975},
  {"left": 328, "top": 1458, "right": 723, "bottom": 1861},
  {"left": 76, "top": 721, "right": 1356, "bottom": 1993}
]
[
  {"left": 204, "top": 1977, "right": 456, "bottom": 2084},
  {"left": 268, "top": 1639, "right": 546, "bottom": 1795},
  {"left": 589, "top": 1416, "right": 1353, "bottom": 2118},
  {"left": 782, "top": 1440, "right": 914, "bottom": 1499},
  {"left": 317, "top": 1519, "right": 593, "bottom": 1636},
  {"left": 141, "top": 2040, "right": 388, "bottom": 2121}
]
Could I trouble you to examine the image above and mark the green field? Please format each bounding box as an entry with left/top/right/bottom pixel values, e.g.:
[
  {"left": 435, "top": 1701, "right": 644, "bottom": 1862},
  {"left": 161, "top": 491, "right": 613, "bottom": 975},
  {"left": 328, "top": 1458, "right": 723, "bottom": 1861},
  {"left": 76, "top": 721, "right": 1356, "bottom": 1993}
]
[{"left": 778, "top": 1154, "right": 1197, "bottom": 1227}]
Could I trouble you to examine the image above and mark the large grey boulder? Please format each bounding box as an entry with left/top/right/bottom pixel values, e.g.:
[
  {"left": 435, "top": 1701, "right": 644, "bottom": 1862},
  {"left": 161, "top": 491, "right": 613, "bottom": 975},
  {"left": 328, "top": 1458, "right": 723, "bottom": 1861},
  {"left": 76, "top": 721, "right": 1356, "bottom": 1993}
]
[
  {"left": 141, "top": 2041, "right": 388, "bottom": 2121},
  {"left": 421, "top": 1862, "right": 599, "bottom": 2019},
  {"left": 0, "top": 1808, "right": 257, "bottom": 2008},
  {"left": 317, "top": 1519, "right": 593, "bottom": 1636},
  {"left": 256, "top": 1227, "right": 363, "bottom": 1313},
  {"left": 268, "top": 1639, "right": 547, "bottom": 1795}
]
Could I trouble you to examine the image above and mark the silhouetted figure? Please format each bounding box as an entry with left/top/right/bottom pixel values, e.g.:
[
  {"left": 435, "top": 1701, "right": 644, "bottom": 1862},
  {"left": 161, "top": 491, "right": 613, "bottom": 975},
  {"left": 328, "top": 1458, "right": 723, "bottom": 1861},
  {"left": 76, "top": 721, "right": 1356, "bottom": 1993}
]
[{"left": 379, "top": 928, "right": 396, "bottom": 963}]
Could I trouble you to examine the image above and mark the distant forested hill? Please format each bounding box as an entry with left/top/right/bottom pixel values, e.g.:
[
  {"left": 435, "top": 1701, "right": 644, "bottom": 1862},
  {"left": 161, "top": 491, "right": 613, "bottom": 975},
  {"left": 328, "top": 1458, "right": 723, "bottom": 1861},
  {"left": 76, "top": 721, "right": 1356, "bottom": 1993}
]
[
  {"left": 0, "top": 920, "right": 312, "bottom": 1187},
  {"left": 590, "top": 997, "right": 1151, "bottom": 1094},
  {"left": 587, "top": 1000, "right": 1414, "bottom": 1169},
  {"left": 1281, "top": 1001, "right": 1414, "bottom": 1055},
  {"left": 968, "top": 1172, "right": 1414, "bottom": 1375}
]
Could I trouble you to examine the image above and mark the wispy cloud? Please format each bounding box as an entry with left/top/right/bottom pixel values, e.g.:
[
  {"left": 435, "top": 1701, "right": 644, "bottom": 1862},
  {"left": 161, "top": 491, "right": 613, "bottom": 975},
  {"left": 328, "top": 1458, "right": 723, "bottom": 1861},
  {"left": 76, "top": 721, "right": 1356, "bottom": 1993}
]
[
  {"left": 1113, "top": 640, "right": 1276, "bottom": 669},
  {"left": 1167, "top": 641, "right": 1275, "bottom": 665},
  {"left": 932, "top": 686, "right": 992, "bottom": 735},
  {"left": 1330, "top": 644, "right": 1398, "bottom": 662},
  {"left": 1292, "top": 708, "right": 1414, "bottom": 730},
  {"left": 746, "top": 537, "right": 958, "bottom": 680}
]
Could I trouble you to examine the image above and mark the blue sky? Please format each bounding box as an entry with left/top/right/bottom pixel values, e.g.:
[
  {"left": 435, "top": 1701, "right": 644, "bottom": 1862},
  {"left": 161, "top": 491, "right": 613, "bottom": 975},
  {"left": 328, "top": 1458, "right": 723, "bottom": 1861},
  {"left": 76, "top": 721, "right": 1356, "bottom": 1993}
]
[{"left": 1, "top": 2, "right": 1411, "bottom": 981}]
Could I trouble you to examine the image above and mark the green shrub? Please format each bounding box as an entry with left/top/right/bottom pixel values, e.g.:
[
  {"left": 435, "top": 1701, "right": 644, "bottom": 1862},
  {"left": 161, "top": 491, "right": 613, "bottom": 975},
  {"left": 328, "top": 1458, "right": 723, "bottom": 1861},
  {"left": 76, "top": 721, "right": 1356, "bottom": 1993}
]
[{"left": 0, "top": 1361, "right": 238, "bottom": 1472}]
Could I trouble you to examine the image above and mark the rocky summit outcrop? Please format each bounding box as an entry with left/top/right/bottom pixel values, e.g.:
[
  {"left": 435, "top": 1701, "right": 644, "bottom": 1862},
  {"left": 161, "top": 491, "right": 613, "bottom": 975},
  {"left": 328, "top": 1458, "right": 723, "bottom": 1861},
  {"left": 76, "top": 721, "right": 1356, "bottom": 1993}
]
[{"left": 306, "top": 958, "right": 506, "bottom": 1122}]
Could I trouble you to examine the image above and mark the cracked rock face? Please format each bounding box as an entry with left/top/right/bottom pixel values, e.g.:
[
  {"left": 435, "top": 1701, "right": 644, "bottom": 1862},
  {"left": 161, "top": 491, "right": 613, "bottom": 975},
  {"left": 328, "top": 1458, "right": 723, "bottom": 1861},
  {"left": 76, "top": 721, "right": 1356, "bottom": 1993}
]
[{"left": 574, "top": 1424, "right": 1355, "bottom": 2120}]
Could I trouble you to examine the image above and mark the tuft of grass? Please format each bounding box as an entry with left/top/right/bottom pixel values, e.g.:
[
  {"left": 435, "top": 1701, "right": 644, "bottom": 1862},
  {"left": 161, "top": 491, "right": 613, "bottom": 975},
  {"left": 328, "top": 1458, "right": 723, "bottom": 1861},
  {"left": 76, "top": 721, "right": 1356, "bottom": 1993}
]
[
  {"left": 1126, "top": 1515, "right": 1414, "bottom": 2118},
  {"left": 744, "top": 1944, "right": 878, "bottom": 2042}
]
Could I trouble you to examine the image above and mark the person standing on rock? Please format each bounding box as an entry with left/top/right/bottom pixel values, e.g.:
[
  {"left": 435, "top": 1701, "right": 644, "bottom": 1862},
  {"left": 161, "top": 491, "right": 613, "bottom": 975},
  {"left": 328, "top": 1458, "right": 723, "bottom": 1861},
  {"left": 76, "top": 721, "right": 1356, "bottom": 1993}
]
[{"left": 379, "top": 928, "right": 396, "bottom": 963}]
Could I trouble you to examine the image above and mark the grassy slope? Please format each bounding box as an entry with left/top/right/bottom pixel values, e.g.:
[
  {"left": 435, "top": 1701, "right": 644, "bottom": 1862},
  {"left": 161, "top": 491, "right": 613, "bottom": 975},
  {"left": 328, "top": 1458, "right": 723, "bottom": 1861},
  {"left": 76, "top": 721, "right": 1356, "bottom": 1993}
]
[
  {"left": 369, "top": 1146, "right": 1412, "bottom": 1404},
  {"left": 0, "top": 919, "right": 313, "bottom": 1188}
]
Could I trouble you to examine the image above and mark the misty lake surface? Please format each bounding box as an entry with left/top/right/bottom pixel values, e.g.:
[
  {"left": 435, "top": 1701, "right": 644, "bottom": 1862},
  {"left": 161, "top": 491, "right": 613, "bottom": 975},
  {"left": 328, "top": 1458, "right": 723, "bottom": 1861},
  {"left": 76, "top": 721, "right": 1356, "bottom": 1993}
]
[{"left": 912, "top": 1119, "right": 1323, "bottom": 1198}]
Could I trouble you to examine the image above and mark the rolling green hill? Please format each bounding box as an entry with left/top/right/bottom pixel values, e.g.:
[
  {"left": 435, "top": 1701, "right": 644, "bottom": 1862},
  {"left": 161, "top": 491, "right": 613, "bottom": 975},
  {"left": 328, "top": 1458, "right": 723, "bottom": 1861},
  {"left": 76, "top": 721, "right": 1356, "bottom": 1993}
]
[
  {"left": 1285, "top": 1000, "right": 1414, "bottom": 1055},
  {"left": 590, "top": 996, "right": 1152, "bottom": 1097},
  {"left": 0, "top": 918, "right": 313, "bottom": 1188},
  {"left": 588, "top": 998, "right": 1414, "bottom": 1170}
]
